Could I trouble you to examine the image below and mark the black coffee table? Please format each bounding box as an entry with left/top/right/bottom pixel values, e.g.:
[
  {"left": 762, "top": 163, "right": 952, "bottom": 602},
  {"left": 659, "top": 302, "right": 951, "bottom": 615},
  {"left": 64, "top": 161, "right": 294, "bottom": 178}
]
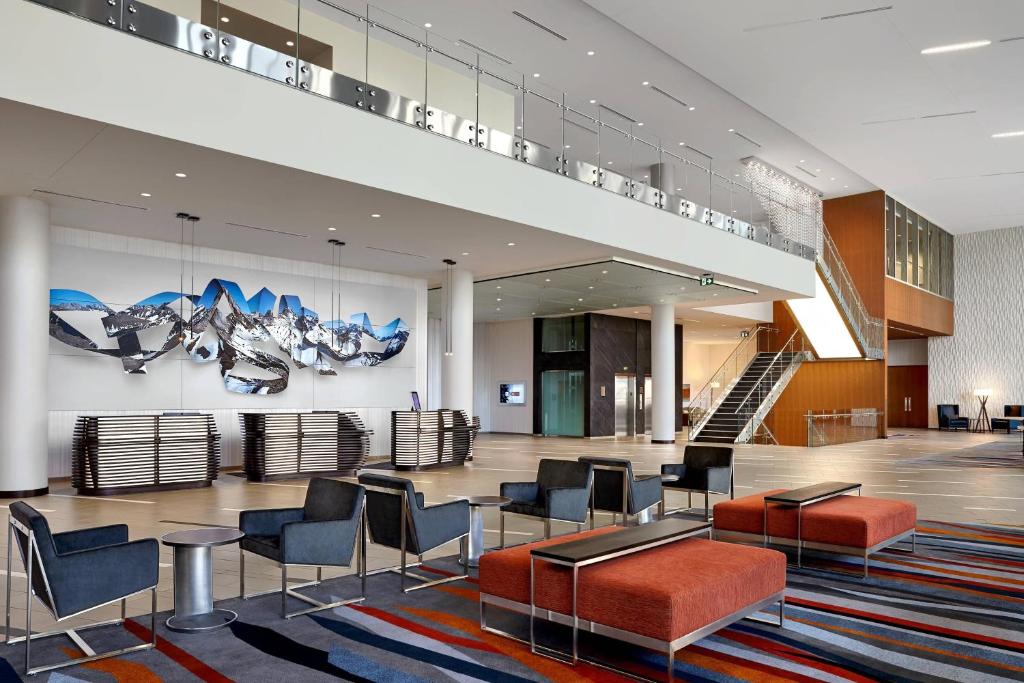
[
  {"left": 161, "top": 527, "right": 244, "bottom": 632},
  {"left": 763, "top": 482, "right": 861, "bottom": 567}
]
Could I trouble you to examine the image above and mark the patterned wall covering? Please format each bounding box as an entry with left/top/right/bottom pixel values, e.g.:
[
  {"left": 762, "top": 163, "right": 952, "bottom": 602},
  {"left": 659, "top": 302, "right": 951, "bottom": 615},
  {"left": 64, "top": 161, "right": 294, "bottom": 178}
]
[{"left": 928, "top": 225, "right": 1024, "bottom": 427}]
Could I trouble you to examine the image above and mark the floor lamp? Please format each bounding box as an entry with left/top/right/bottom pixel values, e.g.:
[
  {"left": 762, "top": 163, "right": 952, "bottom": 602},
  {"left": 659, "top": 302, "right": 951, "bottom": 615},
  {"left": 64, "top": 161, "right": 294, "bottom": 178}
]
[{"left": 974, "top": 388, "right": 992, "bottom": 433}]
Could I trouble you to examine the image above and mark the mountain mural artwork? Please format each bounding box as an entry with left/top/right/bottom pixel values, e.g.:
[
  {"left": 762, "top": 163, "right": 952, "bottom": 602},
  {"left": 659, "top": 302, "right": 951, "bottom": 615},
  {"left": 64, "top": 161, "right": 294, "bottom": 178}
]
[{"left": 49, "top": 279, "right": 410, "bottom": 395}]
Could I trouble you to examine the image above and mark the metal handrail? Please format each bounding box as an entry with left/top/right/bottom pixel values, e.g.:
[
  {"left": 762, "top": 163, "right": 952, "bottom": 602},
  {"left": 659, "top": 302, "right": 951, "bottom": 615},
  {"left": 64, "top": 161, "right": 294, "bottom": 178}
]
[
  {"left": 818, "top": 223, "right": 884, "bottom": 355},
  {"left": 732, "top": 328, "right": 802, "bottom": 415}
]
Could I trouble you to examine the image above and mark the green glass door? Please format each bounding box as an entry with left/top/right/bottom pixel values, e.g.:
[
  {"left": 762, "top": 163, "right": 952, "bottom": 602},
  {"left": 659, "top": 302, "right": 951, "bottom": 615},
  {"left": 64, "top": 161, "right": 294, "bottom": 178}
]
[{"left": 541, "top": 370, "right": 585, "bottom": 436}]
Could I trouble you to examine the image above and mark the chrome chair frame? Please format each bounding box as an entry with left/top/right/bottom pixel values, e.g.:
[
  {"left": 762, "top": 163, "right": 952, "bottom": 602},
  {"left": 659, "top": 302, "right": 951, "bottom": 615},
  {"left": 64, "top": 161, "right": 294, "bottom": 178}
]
[
  {"left": 660, "top": 462, "right": 735, "bottom": 522},
  {"left": 587, "top": 463, "right": 659, "bottom": 529},
  {"left": 499, "top": 511, "right": 586, "bottom": 548},
  {"left": 361, "top": 483, "right": 469, "bottom": 593},
  {"left": 239, "top": 499, "right": 368, "bottom": 619},
  {"left": 4, "top": 516, "right": 157, "bottom": 676}
]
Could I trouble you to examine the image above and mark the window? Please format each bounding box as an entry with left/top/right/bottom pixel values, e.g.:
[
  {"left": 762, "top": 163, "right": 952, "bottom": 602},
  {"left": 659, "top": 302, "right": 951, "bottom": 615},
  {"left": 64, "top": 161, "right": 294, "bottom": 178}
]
[
  {"left": 541, "top": 316, "right": 586, "bottom": 352},
  {"left": 885, "top": 195, "right": 953, "bottom": 300}
]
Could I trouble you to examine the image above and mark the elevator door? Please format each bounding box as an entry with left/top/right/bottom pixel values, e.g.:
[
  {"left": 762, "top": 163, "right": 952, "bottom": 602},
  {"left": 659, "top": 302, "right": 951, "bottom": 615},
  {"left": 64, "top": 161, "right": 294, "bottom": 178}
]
[
  {"left": 643, "top": 376, "right": 653, "bottom": 435},
  {"left": 615, "top": 374, "right": 636, "bottom": 437}
]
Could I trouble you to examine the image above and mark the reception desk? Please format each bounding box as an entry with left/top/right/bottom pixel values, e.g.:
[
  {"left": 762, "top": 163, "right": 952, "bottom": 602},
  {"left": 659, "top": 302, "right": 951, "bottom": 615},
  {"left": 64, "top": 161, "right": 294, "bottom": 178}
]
[
  {"left": 240, "top": 411, "right": 371, "bottom": 481},
  {"left": 391, "top": 410, "right": 479, "bottom": 471},
  {"left": 72, "top": 413, "right": 221, "bottom": 495}
]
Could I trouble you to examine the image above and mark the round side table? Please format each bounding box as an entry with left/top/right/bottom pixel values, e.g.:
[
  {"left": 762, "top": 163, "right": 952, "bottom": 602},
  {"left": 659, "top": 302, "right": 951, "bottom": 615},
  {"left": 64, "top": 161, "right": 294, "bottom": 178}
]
[
  {"left": 161, "top": 527, "right": 244, "bottom": 633},
  {"left": 459, "top": 496, "right": 511, "bottom": 568}
]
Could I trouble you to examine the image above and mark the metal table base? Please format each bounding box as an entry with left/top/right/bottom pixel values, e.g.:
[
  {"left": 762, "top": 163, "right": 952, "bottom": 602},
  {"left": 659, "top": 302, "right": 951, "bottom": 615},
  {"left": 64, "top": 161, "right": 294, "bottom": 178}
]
[{"left": 168, "top": 545, "right": 237, "bottom": 632}]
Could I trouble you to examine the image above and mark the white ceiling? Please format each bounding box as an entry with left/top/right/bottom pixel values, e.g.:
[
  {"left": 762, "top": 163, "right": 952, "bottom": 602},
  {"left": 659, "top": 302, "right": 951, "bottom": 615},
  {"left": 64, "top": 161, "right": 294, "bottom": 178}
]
[
  {"left": 361, "top": 0, "right": 875, "bottom": 198},
  {"left": 585, "top": 0, "right": 1024, "bottom": 234}
]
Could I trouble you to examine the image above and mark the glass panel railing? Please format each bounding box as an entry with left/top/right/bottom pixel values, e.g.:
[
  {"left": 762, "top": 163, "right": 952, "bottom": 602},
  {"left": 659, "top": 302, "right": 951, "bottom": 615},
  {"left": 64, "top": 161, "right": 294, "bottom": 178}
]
[
  {"left": 366, "top": 6, "right": 425, "bottom": 125},
  {"left": 806, "top": 409, "right": 883, "bottom": 447},
  {"left": 32, "top": 0, "right": 823, "bottom": 261},
  {"left": 819, "top": 223, "right": 885, "bottom": 357}
]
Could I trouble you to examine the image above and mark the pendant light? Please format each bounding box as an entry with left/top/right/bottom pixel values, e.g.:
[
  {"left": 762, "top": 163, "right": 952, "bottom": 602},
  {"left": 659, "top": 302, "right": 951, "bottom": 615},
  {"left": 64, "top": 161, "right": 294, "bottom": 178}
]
[
  {"left": 176, "top": 212, "right": 189, "bottom": 344},
  {"left": 187, "top": 215, "right": 199, "bottom": 339},
  {"left": 328, "top": 239, "right": 345, "bottom": 349},
  {"left": 442, "top": 259, "right": 456, "bottom": 356}
]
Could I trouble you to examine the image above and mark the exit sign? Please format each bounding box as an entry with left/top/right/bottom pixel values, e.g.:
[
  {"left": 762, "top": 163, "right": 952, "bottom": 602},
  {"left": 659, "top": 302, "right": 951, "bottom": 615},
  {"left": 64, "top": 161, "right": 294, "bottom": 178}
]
[{"left": 699, "top": 273, "right": 715, "bottom": 286}]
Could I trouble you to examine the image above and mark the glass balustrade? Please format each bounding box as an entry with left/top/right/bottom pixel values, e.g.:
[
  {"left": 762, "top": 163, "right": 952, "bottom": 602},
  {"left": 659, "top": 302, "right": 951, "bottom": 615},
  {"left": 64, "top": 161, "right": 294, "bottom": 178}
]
[{"left": 29, "top": 0, "right": 822, "bottom": 261}]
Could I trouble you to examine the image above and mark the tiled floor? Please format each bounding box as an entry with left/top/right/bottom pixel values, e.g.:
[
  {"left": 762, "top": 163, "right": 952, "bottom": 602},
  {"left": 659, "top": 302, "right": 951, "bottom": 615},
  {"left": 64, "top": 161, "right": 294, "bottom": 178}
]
[{"left": 2, "top": 428, "right": 1021, "bottom": 639}]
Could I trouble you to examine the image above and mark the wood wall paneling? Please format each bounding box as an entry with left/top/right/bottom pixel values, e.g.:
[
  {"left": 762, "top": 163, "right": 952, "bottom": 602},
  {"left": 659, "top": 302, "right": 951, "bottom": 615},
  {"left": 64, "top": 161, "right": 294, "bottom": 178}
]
[
  {"left": 885, "top": 278, "right": 954, "bottom": 336},
  {"left": 822, "top": 191, "right": 887, "bottom": 318}
]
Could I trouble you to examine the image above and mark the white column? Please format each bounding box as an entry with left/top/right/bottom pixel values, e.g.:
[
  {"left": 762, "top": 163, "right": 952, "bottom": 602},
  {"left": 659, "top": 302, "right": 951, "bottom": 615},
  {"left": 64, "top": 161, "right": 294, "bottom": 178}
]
[
  {"left": 651, "top": 303, "right": 676, "bottom": 444},
  {"left": 0, "top": 196, "right": 50, "bottom": 495},
  {"left": 442, "top": 268, "right": 473, "bottom": 414}
]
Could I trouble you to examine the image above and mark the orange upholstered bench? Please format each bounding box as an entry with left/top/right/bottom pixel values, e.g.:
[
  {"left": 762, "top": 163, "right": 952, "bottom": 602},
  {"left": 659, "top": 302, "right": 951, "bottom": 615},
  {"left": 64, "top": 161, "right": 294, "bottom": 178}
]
[
  {"left": 712, "top": 489, "right": 917, "bottom": 577},
  {"left": 478, "top": 527, "right": 786, "bottom": 676}
]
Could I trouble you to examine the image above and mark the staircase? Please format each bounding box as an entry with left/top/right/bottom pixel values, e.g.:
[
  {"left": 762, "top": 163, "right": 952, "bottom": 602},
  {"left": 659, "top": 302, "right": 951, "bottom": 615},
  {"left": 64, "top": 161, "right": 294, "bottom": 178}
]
[
  {"left": 688, "top": 328, "right": 810, "bottom": 444},
  {"left": 695, "top": 352, "right": 797, "bottom": 443}
]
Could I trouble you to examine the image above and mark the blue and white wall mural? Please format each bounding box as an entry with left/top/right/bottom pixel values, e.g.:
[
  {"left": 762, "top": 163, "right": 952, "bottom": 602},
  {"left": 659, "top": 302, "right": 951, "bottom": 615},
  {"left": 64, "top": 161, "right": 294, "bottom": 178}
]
[{"left": 49, "top": 278, "right": 410, "bottom": 395}]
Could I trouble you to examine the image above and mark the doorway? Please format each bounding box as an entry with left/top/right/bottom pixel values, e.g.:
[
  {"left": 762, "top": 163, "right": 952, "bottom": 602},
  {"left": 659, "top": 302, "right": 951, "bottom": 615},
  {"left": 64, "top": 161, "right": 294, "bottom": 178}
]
[
  {"left": 888, "top": 365, "right": 928, "bottom": 428},
  {"left": 615, "top": 374, "right": 636, "bottom": 436},
  {"left": 540, "top": 370, "right": 585, "bottom": 436}
]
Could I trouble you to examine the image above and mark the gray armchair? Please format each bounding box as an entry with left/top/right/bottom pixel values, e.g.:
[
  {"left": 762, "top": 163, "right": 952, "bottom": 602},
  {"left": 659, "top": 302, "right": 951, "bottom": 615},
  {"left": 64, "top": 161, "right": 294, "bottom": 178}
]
[
  {"left": 5, "top": 502, "right": 158, "bottom": 676},
  {"left": 499, "top": 459, "right": 593, "bottom": 545},
  {"left": 358, "top": 473, "right": 470, "bottom": 592},
  {"left": 239, "top": 477, "right": 365, "bottom": 618},
  {"left": 579, "top": 456, "right": 661, "bottom": 527},
  {"left": 661, "top": 444, "right": 734, "bottom": 521}
]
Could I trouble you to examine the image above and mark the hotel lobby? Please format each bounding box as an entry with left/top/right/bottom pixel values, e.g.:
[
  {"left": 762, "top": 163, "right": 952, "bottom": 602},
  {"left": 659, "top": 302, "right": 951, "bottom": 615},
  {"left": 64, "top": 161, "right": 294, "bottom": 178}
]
[{"left": 0, "top": 0, "right": 1022, "bottom": 680}]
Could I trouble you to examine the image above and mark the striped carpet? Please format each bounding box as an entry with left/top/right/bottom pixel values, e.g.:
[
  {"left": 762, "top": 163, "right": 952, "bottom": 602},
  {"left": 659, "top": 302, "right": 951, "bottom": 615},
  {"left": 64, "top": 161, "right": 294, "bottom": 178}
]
[{"left": 3, "top": 520, "right": 1022, "bottom": 682}]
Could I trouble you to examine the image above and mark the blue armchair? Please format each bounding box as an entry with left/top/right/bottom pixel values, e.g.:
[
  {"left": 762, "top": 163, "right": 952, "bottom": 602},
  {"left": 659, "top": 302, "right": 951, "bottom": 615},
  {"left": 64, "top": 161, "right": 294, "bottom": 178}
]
[
  {"left": 499, "top": 459, "right": 593, "bottom": 545},
  {"left": 937, "top": 404, "right": 969, "bottom": 431},
  {"left": 5, "top": 502, "right": 158, "bottom": 676},
  {"left": 579, "top": 456, "right": 661, "bottom": 527},
  {"left": 992, "top": 405, "right": 1023, "bottom": 433},
  {"left": 661, "top": 444, "right": 734, "bottom": 521},
  {"left": 358, "top": 473, "right": 470, "bottom": 592},
  {"left": 239, "top": 477, "right": 365, "bottom": 618}
]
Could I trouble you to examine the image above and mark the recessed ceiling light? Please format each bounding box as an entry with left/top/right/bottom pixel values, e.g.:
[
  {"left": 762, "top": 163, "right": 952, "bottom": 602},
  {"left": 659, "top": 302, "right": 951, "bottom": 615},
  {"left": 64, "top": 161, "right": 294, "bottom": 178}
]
[
  {"left": 461, "top": 251, "right": 469, "bottom": 256},
  {"left": 712, "top": 293, "right": 718, "bottom": 296},
  {"left": 564, "top": 144, "right": 572, "bottom": 149},
  {"left": 507, "top": 242, "right": 516, "bottom": 247},
  {"left": 370, "top": 213, "right": 381, "bottom": 218},
  {"left": 659, "top": 299, "right": 665, "bottom": 303},
  {"left": 496, "top": 307, "right": 501, "bottom": 311},
  {"left": 799, "top": 159, "right": 805, "bottom": 163},
  {"left": 921, "top": 39, "right": 991, "bottom": 55},
  {"left": 843, "top": 185, "right": 849, "bottom": 188},
  {"left": 679, "top": 286, "right": 686, "bottom": 290},
  {"left": 688, "top": 106, "right": 695, "bottom": 111},
  {"left": 569, "top": 308, "right": 575, "bottom": 311},
  {"left": 678, "top": 142, "right": 685, "bottom": 146},
  {"left": 734, "top": 173, "right": 739, "bottom": 177},
  {"left": 601, "top": 270, "right": 608, "bottom": 274},
  {"left": 992, "top": 130, "right": 1024, "bottom": 138},
  {"left": 637, "top": 122, "right": 644, "bottom": 126},
  {"left": 577, "top": 298, "right": 584, "bottom": 302},
  {"left": 139, "top": 192, "right": 151, "bottom": 197},
  {"left": 589, "top": 99, "right": 597, "bottom": 104},
  {"left": 606, "top": 161, "right": 613, "bottom": 165},
  {"left": 587, "top": 285, "right": 594, "bottom": 289},
  {"left": 728, "top": 128, "right": 735, "bottom": 132},
  {"left": 544, "top": 278, "right": 551, "bottom": 282},
  {"left": 328, "top": 227, "right": 337, "bottom": 231},
  {"left": 220, "top": 16, "right": 230, "bottom": 22},
  {"left": 286, "top": 40, "right": 295, "bottom": 47},
  {"left": 815, "top": 168, "right": 821, "bottom": 173},
  {"left": 532, "top": 73, "right": 540, "bottom": 78},
  {"left": 423, "top": 22, "right": 432, "bottom": 28},
  {"left": 642, "top": 81, "right": 649, "bottom": 86},
  {"left": 496, "top": 298, "right": 502, "bottom": 302},
  {"left": 633, "top": 310, "right": 640, "bottom": 314},
  {"left": 612, "top": 303, "right": 618, "bottom": 307},
  {"left": 586, "top": 50, "right": 595, "bottom": 56},
  {"left": 174, "top": 172, "right": 187, "bottom": 178},
  {"left": 531, "top": 312, "right": 536, "bottom": 315},
  {"left": 496, "top": 285, "right": 501, "bottom": 289},
  {"left": 516, "top": 125, "right": 523, "bottom": 130}
]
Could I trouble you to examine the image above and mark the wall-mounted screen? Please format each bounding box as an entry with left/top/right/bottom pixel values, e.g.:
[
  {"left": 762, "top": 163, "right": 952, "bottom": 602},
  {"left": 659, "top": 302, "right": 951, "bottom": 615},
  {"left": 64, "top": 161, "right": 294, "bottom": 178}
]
[{"left": 499, "top": 382, "right": 526, "bottom": 406}]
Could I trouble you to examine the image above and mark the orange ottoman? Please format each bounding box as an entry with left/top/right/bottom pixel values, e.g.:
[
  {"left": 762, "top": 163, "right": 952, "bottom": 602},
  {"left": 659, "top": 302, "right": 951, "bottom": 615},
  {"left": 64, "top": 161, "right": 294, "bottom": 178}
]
[
  {"left": 713, "top": 490, "right": 917, "bottom": 576},
  {"left": 478, "top": 528, "right": 786, "bottom": 664}
]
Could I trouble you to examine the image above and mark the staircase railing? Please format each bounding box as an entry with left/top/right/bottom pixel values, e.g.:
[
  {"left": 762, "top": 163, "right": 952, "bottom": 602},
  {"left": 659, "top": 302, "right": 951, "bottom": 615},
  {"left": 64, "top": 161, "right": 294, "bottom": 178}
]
[
  {"left": 817, "top": 224, "right": 885, "bottom": 358},
  {"left": 688, "top": 326, "right": 779, "bottom": 439},
  {"left": 731, "top": 328, "right": 812, "bottom": 443}
]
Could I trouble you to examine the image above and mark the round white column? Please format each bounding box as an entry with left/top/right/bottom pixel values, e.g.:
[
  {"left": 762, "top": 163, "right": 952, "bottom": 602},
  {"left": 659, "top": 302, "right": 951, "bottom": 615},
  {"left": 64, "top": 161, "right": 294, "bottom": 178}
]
[
  {"left": 0, "top": 196, "right": 50, "bottom": 496},
  {"left": 651, "top": 303, "right": 676, "bottom": 444},
  {"left": 441, "top": 268, "right": 473, "bottom": 414}
]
